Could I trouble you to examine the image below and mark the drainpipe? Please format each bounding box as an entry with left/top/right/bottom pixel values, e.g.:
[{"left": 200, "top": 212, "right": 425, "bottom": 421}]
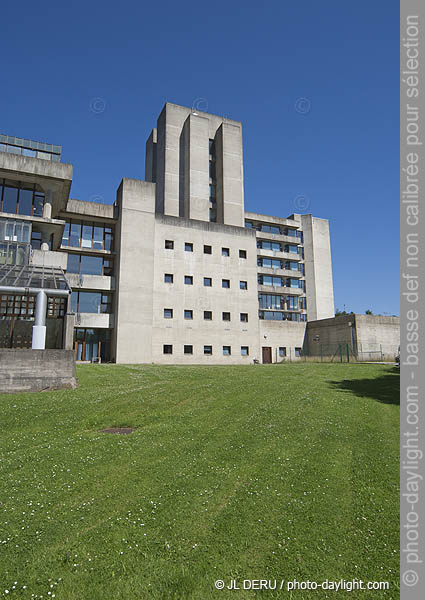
[{"left": 32, "top": 290, "right": 48, "bottom": 349}]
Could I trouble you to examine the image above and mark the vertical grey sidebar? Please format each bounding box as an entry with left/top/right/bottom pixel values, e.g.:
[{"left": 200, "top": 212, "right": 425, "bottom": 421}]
[{"left": 400, "top": 0, "right": 425, "bottom": 598}]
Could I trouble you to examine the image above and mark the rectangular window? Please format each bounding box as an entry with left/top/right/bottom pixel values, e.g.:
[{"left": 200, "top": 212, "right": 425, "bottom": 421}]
[
  {"left": 204, "top": 345, "right": 212, "bottom": 355},
  {"left": 71, "top": 291, "right": 111, "bottom": 314},
  {"left": 69, "top": 222, "right": 81, "bottom": 247},
  {"left": 165, "top": 240, "right": 174, "bottom": 249},
  {"left": 204, "top": 244, "right": 212, "bottom": 254},
  {"left": 222, "top": 312, "right": 231, "bottom": 321},
  {"left": 240, "top": 281, "right": 248, "bottom": 290},
  {"left": 239, "top": 249, "right": 247, "bottom": 259},
  {"left": 184, "top": 309, "right": 193, "bottom": 320},
  {"left": 79, "top": 255, "right": 103, "bottom": 275},
  {"left": 164, "top": 308, "right": 173, "bottom": 319},
  {"left": 164, "top": 273, "right": 174, "bottom": 283},
  {"left": 222, "top": 279, "right": 230, "bottom": 288},
  {"left": 240, "top": 313, "right": 248, "bottom": 322},
  {"left": 204, "top": 277, "right": 212, "bottom": 287},
  {"left": 184, "top": 345, "right": 193, "bottom": 354},
  {"left": 81, "top": 224, "right": 93, "bottom": 248},
  {"left": 204, "top": 311, "right": 212, "bottom": 320},
  {"left": 244, "top": 221, "right": 254, "bottom": 229},
  {"left": 241, "top": 346, "right": 249, "bottom": 356},
  {"left": 295, "top": 347, "right": 302, "bottom": 357},
  {"left": 67, "top": 253, "right": 80, "bottom": 274},
  {"left": 223, "top": 346, "right": 231, "bottom": 356},
  {"left": 222, "top": 247, "right": 230, "bottom": 257},
  {"left": 184, "top": 275, "right": 193, "bottom": 285},
  {"left": 163, "top": 345, "right": 173, "bottom": 354},
  {"left": 279, "top": 347, "right": 287, "bottom": 357},
  {"left": 93, "top": 226, "right": 104, "bottom": 250},
  {"left": 185, "top": 242, "right": 193, "bottom": 252}
]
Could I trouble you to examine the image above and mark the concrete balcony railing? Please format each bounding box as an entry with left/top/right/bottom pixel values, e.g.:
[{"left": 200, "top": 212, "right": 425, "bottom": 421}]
[
  {"left": 257, "top": 266, "right": 303, "bottom": 278},
  {"left": 257, "top": 249, "right": 302, "bottom": 262},
  {"left": 31, "top": 249, "right": 68, "bottom": 270},
  {"left": 257, "top": 284, "right": 304, "bottom": 296},
  {"left": 256, "top": 230, "right": 302, "bottom": 245},
  {"left": 74, "top": 312, "right": 114, "bottom": 329},
  {"left": 66, "top": 273, "right": 115, "bottom": 292}
]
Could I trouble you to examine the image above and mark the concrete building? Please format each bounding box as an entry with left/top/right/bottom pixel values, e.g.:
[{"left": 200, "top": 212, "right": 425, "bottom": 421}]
[{"left": 0, "top": 103, "right": 336, "bottom": 364}]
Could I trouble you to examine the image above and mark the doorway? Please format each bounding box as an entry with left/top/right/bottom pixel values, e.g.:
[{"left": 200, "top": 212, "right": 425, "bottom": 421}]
[{"left": 262, "top": 346, "right": 272, "bottom": 364}]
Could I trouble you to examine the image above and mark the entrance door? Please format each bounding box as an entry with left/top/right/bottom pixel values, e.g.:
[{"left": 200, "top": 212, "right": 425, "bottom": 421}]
[{"left": 262, "top": 346, "right": 272, "bottom": 364}]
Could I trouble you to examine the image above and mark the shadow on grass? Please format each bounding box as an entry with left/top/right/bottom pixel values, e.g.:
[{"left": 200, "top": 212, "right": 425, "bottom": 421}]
[{"left": 329, "top": 367, "right": 400, "bottom": 405}]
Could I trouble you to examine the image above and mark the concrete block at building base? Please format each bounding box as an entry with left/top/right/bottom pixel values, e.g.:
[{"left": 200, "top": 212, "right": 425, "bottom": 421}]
[
  {"left": 0, "top": 349, "right": 77, "bottom": 394},
  {"left": 32, "top": 326, "right": 47, "bottom": 349}
]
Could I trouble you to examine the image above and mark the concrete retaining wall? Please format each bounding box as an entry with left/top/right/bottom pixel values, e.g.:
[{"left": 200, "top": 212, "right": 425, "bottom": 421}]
[{"left": 0, "top": 349, "right": 77, "bottom": 393}]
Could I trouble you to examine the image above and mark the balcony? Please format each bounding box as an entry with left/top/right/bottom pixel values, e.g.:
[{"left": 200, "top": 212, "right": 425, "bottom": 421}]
[
  {"left": 257, "top": 266, "right": 303, "bottom": 278},
  {"left": 256, "top": 230, "right": 302, "bottom": 244},
  {"left": 257, "top": 284, "right": 304, "bottom": 295},
  {"left": 66, "top": 273, "right": 114, "bottom": 292},
  {"left": 257, "top": 249, "right": 302, "bottom": 262}
]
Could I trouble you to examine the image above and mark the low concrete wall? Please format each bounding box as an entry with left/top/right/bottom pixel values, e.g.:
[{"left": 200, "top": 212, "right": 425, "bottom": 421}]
[{"left": 0, "top": 349, "right": 77, "bottom": 393}]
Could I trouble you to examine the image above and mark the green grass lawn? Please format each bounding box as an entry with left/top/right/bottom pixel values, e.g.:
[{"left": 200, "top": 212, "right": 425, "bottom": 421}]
[{"left": 0, "top": 363, "right": 399, "bottom": 599}]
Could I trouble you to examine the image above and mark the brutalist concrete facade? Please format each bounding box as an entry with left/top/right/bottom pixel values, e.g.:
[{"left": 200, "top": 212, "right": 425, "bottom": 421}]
[{"left": 0, "top": 103, "right": 337, "bottom": 364}]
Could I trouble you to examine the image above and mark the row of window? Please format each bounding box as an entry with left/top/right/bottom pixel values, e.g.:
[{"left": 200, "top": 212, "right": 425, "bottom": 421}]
[
  {"left": 0, "top": 294, "right": 66, "bottom": 318},
  {"left": 164, "top": 344, "right": 250, "bottom": 356},
  {"left": 165, "top": 239, "right": 247, "bottom": 258},
  {"left": 257, "top": 240, "right": 303, "bottom": 256},
  {"left": 258, "top": 294, "right": 307, "bottom": 311},
  {"left": 62, "top": 220, "right": 114, "bottom": 251},
  {"left": 67, "top": 253, "right": 113, "bottom": 277},
  {"left": 246, "top": 221, "right": 303, "bottom": 239},
  {"left": 258, "top": 275, "right": 305, "bottom": 289},
  {"left": 164, "top": 273, "right": 248, "bottom": 289},
  {"left": 279, "top": 346, "right": 302, "bottom": 357},
  {"left": 259, "top": 311, "right": 307, "bottom": 322},
  {"left": 0, "top": 179, "right": 45, "bottom": 217},
  {"left": 257, "top": 257, "right": 305, "bottom": 273},
  {"left": 164, "top": 309, "right": 249, "bottom": 322}
]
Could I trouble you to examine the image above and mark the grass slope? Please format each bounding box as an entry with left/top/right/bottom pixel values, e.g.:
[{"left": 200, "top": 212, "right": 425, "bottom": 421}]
[{"left": 0, "top": 363, "right": 399, "bottom": 599}]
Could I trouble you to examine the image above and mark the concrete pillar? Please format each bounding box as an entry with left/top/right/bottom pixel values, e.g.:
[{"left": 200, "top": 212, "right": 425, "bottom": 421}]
[
  {"left": 32, "top": 290, "right": 47, "bottom": 349},
  {"left": 181, "top": 113, "right": 210, "bottom": 221},
  {"left": 215, "top": 122, "right": 244, "bottom": 227},
  {"left": 43, "top": 189, "right": 53, "bottom": 219},
  {"left": 63, "top": 312, "right": 76, "bottom": 350}
]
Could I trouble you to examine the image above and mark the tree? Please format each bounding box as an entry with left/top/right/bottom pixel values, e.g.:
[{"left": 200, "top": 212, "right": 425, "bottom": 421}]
[{"left": 365, "top": 309, "right": 373, "bottom": 315}]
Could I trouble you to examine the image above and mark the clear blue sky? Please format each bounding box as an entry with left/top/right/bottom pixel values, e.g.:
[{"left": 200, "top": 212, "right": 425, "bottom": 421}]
[{"left": 1, "top": 0, "right": 399, "bottom": 316}]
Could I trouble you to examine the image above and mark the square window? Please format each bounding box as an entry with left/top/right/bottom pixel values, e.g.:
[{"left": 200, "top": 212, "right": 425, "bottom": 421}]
[
  {"left": 222, "top": 312, "right": 231, "bottom": 321},
  {"left": 223, "top": 346, "right": 231, "bottom": 356},
  {"left": 164, "top": 308, "right": 173, "bottom": 319},
  {"left": 184, "top": 309, "right": 193, "bottom": 320},
  {"left": 241, "top": 346, "right": 249, "bottom": 356},
  {"left": 184, "top": 275, "right": 193, "bottom": 285},
  {"left": 164, "top": 273, "right": 174, "bottom": 283},
  {"left": 240, "top": 313, "right": 248, "bottom": 322},
  {"left": 222, "top": 247, "right": 230, "bottom": 257},
  {"left": 163, "top": 344, "right": 173, "bottom": 354},
  {"left": 204, "top": 245, "right": 212, "bottom": 254},
  {"left": 240, "top": 280, "right": 248, "bottom": 290},
  {"left": 279, "top": 347, "right": 287, "bottom": 357},
  {"left": 204, "top": 311, "right": 212, "bottom": 320},
  {"left": 295, "top": 347, "right": 302, "bottom": 357},
  {"left": 165, "top": 240, "right": 174, "bottom": 249},
  {"left": 204, "top": 277, "right": 212, "bottom": 287},
  {"left": 185, "top": 242, "right": 193, "bottom": 252},
  {"left": 222, "top": 279, "right": 230, "bottom": 289},
  {"left": 204, "top": 345, "right": 213, "bottom": 355},
  {"left": 239, "top": 249, "right": 247, "bottom": 259},
  {"left": 184, "top": 345, "right": 193, "bottom": 354}
]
